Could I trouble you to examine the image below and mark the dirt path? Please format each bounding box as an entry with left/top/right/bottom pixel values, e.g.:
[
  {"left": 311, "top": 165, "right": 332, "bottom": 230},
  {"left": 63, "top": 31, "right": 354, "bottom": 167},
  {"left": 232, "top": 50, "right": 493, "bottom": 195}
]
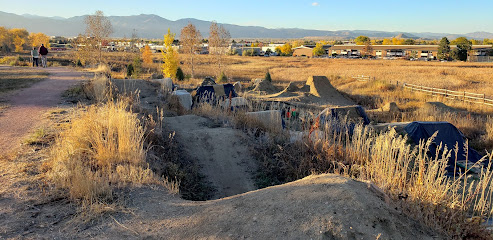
[
  {"left": 166, "top": 115, "right": 257, "bottom": 199},
  {"left": 0, "top": 66, "right": 90, "bottom": 156}
]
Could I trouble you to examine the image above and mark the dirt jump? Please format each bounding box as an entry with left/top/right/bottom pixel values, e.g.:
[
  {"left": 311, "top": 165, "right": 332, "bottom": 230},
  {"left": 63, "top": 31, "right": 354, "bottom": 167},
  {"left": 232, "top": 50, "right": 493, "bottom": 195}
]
[
  {"left": 0, "top": 67, "right": 91, "bottom": 156},
  {"left": 165, "top": 115, "right": 257, "bottom": 199},
  {"left": 22, "top": 174, "right": 438, "bottom": 239},
  {"left": 250, "top": 76, "right": 356, "bottom": 107}
]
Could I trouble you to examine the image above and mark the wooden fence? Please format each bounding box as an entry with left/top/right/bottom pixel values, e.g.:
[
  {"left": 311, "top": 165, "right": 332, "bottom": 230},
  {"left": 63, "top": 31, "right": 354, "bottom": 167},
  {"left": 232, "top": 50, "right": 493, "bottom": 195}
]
[{"left": 402, "top": 83, "right": 493, "bottom": 106}]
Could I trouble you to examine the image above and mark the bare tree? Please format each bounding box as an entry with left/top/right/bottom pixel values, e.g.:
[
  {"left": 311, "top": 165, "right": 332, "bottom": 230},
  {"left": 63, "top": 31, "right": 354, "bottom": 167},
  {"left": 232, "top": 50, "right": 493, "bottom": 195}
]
[
  {"left": 85, "top": 10, "right": 113, "bottom": 64},
  {"left": 209, "top": 22, "right": 231, "bottom": 75},
  {"left": 180, "top": 23, "right": 202, "bottom": 78}
]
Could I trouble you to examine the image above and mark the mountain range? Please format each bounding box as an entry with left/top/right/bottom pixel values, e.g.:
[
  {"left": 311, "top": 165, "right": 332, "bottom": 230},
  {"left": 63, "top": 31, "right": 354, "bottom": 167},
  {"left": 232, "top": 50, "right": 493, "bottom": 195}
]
[{"left": 1, "top": 11, "right": 492, "bottom": 40}]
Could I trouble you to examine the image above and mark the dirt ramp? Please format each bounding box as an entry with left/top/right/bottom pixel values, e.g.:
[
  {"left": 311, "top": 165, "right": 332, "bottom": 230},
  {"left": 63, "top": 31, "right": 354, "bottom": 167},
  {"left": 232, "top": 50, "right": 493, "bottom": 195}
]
[
  {"left": 94, "top": 174, "right": 441, "bottom": 239},
  {"left": 165, "top": 115, "right": 256, "bottom": 199},
  {"left": 251, "top": 79, "right": 279, "bottom": 94},
  {"left": 306, "top": 76, "right": 355, "bottom": 106}
]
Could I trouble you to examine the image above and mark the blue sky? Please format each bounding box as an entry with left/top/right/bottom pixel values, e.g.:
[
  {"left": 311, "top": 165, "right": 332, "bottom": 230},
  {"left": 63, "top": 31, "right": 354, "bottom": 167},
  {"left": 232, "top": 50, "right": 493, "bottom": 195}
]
[{"left": 2, "top": 0, "right": 492, "bottom": 33}]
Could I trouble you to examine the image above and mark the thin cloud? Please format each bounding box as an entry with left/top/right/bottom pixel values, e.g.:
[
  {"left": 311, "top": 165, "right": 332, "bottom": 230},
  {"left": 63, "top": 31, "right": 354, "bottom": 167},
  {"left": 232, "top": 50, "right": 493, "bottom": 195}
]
[{"left": 312, "top": 2, "right": 319, "bottom": 6}]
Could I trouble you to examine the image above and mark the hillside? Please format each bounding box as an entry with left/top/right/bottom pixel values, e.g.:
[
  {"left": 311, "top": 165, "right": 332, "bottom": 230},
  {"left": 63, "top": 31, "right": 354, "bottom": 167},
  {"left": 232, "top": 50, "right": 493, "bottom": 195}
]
[{"left": 1, "top": 11, "right": 492, "bottom": 39}]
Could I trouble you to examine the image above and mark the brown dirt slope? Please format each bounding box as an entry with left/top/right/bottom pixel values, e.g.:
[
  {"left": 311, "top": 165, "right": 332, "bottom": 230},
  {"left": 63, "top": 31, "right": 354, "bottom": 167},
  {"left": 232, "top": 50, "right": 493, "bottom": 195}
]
[
  {"left": 165, "top": 115, "right": 257, "bottom": 199},
  {"left": 51, "top": 174, "right": 441, "bottom": 239}
]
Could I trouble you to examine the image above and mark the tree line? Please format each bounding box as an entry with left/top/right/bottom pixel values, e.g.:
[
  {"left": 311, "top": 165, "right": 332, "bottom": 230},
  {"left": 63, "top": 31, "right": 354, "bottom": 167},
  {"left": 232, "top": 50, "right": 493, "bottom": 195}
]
[{"left": 0, "top": 27, "right": 50, "bottom": 53}]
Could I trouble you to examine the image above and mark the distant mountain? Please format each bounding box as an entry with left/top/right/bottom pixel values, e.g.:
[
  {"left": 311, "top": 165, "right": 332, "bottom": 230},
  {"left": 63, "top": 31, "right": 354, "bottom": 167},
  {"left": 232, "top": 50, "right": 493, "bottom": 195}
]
[
  {"left": 394, "top": 33, "right": 419, "bottom": 39},
  {"left": 1, "top": 11, "right": 492, "bottom": 40}
]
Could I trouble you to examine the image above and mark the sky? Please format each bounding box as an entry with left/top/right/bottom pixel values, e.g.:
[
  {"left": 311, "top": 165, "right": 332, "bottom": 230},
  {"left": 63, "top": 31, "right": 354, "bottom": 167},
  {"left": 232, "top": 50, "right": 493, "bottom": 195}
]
[{"left": 1, "top": 0, "right": 492, "bottom": 34}]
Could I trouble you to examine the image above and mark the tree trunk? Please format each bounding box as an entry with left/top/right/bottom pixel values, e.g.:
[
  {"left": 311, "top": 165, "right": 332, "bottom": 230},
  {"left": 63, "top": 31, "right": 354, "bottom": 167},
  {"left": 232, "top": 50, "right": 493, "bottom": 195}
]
[{"left": 190, "top": 50, "right": 194, "bottom": 78}]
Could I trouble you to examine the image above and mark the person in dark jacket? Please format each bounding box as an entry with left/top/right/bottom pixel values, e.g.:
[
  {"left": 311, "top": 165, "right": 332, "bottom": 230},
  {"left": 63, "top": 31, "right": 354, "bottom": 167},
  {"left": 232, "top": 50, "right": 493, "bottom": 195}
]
[{"left": 39, "top": 44, "right": 48, "bottom": 68}]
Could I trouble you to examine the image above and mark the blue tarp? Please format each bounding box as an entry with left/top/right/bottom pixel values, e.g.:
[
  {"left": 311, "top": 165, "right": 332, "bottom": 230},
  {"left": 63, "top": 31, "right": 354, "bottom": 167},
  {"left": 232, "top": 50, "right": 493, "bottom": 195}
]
[
  {"left": 404, "top": 121, "right": 483, "bottom": 172},
  {"left": 194, "top": 83, "right": 237, "bottom": 105}
]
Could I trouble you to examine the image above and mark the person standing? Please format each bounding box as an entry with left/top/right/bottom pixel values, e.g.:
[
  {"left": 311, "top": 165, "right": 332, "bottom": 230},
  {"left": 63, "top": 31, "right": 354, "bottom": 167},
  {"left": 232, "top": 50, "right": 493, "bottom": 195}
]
[
  {"left": 39, "top": 44, "right": 49, "bottom": 68},
  {"left": 31, "top": 47, "right": 39, "bottom": 67}
]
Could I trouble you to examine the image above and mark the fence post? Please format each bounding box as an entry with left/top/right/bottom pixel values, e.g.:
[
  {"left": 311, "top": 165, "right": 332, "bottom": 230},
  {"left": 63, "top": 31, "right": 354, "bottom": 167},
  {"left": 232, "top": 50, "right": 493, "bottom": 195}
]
[
  {"left": 484, "top": 94, "right": 486, "bottom": 104},
  {"left": 463, "top": 91, "right": 466, "bottom": 102},
  {"left": 432, "top": 87, "right": 434, "bottom": 96}
]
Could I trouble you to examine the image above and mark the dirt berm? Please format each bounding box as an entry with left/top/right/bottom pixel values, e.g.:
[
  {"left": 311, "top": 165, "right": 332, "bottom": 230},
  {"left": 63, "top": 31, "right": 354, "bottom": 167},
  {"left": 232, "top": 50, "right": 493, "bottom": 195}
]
[{"left": 63, "top": 174, "right": 441, "bottom": 239}]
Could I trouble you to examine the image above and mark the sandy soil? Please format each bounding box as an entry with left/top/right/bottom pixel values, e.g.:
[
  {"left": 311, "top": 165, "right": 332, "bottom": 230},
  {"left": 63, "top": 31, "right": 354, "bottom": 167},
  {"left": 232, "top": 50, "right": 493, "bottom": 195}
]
[
  {"left": 0, "top": 66, "right": 91, "bottom": 156},
  {"left": 166, "top": 115, "right": 257, "bottom": 199}
]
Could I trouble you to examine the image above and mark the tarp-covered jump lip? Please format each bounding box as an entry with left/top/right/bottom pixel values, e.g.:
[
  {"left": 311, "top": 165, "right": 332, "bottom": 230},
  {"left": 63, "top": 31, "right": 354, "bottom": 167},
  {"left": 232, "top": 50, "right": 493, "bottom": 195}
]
[
  {"left": 193, "top": 83, "right": 237, "bottom": 107},
  {"left": 404, "top": 121, "right": 484, "bottom": 173}
]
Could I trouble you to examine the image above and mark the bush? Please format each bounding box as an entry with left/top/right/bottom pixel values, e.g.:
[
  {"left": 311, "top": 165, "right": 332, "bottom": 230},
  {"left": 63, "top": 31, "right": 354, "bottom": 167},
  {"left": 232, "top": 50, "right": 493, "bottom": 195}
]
[
  {"left": 45, "top": 100, "right": 152, "bottom": 206},
  {"left": 265, "top": 71, "right": 272, "bottom": 82},
  {"left": 218, "top": 72, "right": 228, "bottom": 83},
  {"left": 176, "top": 67, "right": 185, "bottom": 81},
  {"left": 132, "top": 56, "right": 142, "bottom": 77},
  {"left": 76, "top": 59, "right": 83, "bottom": 67},
  {"left": 126, "top": 63, "right": 134, "bottom": 77},
  {"left": 242, "top": 49, "right": 255, "bottom": 56}
]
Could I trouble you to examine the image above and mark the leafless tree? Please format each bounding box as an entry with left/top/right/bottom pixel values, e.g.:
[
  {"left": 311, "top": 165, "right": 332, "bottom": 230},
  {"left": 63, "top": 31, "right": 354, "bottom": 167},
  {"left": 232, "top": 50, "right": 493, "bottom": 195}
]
[
  {"left": 180, "top": 23, "right": 202, "bottom": 78},
  {"left": 85, "top": 10, "right": 113, "bottom": 64},
  {"left": 209, "top": 22, "right": 231, "bottom": 75}
]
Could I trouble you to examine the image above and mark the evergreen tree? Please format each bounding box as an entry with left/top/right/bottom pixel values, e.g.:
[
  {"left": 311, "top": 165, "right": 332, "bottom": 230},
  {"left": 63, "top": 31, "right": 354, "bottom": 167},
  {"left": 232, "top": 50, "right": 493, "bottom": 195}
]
[
  {"left": 176, "top": 67, "right": 185, "bottom": 81},
  {"left": 265, "top": 71, "right": 272, "bottom": 82},
  {"left": 438, "top": 37, "right": 450, "bottom": 60}
]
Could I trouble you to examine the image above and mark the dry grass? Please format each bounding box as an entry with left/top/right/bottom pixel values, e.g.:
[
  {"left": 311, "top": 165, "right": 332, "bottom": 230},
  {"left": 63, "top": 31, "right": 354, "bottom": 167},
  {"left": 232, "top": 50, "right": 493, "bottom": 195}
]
[
  {"left": 43, "top": 99, "right": 154, "bottom": 208},
  {"left": 0, "top": 66, "right": 48, "bottom": 95}
]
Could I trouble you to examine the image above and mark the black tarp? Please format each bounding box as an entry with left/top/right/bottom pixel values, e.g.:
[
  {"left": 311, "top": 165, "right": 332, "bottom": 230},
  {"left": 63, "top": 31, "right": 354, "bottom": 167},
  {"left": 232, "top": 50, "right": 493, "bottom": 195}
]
[
  {"left": 194, "top": 83, "right": 237, "bottom": 106},
  {"left": 404, "top": 121, "right": 483, "bottom": 172}
]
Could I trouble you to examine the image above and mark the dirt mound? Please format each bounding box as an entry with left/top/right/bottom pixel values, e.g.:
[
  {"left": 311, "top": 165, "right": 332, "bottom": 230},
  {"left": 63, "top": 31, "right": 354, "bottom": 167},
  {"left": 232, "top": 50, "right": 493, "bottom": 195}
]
[
  {"left": 251, "top": 79, "right": 279, "bottom": 94},
  {"left": 60, "top": 174, "right": 441, "bottom": 239},
  {"left": 285, "top": 82, "right": 300, "bottom": 92},
  {"left": 165, "top": 115, "right": 256, "bottom": 199},
  {"left": 201, "top": 77, "right": 216, "bottom": 86},
  {"left": 305, "top": 76, "right": 355, "bottom": 106},
  {"left": 247, "top": 76, "right": 355, "bottom": 107},
  {"left": 382, "top": 102, "right": 400, "bottom": 113},
  {"left": 422, "top": 102, "right": 461, "bottom": 113}
]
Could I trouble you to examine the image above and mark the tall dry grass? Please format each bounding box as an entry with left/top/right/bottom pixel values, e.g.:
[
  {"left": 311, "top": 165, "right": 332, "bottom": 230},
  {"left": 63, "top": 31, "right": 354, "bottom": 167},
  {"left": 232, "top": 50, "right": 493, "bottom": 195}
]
[{"left": 43, "top": 99, "right": 159, "bottom": 208}]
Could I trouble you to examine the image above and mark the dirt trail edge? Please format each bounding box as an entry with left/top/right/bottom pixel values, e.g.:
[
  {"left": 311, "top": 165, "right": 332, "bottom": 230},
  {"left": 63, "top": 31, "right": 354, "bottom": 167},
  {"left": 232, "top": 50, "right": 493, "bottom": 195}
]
[
  {"left": 0, "top": 67, "right": 90, "bottom": 156},
  {"left": 165, "top": 115, "right": 257, "bottom": 199}
]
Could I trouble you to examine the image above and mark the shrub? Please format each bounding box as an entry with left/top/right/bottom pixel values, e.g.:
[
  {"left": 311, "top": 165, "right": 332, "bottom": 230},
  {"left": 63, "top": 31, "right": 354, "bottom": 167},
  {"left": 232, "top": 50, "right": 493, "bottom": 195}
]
[
  {"left": 218, "top": 72, "right": 228, "bottom": 83},
  {"left": 132, "top": 56, "right": 142, "bottom": 77},
  {"left": 126, "top": 63, "right": 134, "bottom": 77},
  {"left": 265, "top": 71, "right": 272, "bottom": 82},
  {"left": 176, "top": 67, "right": 185, "bottom": 81}
]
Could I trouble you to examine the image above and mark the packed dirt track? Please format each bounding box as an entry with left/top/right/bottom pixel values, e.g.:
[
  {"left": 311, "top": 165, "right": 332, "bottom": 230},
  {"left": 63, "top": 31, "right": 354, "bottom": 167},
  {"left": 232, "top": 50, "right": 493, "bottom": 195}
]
[
  {"left": 0, "top": 66, "right": 91, "bottom": 156},
  {"left": 165, "top": 115, "right": 257, "bottom": 199}
]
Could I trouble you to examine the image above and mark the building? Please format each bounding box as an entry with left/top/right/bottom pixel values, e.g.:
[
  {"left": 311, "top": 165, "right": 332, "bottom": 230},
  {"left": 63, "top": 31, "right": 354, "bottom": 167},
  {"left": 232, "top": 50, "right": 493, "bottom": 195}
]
[
  {"left": 329, "top": 45, "right": 492, "bottom": 60},
  {"left": 292, "top": 45, "right": 331, "bottom": 58}
]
